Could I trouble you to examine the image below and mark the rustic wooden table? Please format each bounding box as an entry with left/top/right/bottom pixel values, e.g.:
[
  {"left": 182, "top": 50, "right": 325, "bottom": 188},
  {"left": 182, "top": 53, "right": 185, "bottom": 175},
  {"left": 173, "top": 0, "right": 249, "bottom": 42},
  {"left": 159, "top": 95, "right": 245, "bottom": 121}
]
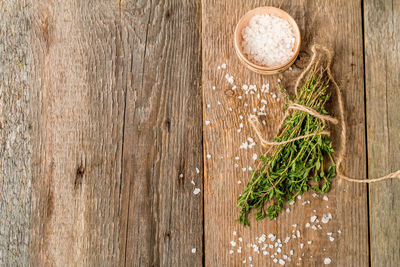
[{"left": 1, "top": 0, "right": 399, "bottom": 266}]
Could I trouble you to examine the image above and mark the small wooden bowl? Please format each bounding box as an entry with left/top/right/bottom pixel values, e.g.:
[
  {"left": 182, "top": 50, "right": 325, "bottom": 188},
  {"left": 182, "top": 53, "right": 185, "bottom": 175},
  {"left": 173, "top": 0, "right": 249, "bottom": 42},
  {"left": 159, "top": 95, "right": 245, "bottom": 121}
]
[{"left": 234, "top": 6, "right": 301, "bottom": 75}]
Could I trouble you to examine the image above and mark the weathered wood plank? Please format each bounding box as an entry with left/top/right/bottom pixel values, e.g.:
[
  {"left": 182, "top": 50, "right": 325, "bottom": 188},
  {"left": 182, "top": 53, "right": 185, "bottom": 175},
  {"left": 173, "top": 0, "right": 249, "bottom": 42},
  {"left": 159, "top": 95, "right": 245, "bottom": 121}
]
[
  {"left": 119, "top": 1, "right": 203, "bottom": 266},
  {"left": 29, "top": 1, "right": 125, "bottom": 265},
  {"left": 0, "top": 1, "right": 32, "bottom": 265},
  {"left": 202, "top": 0, "right": 369, "bottom": 265},
  {"left": 364, "top": 0, "right": 400, "bottom": 265}
]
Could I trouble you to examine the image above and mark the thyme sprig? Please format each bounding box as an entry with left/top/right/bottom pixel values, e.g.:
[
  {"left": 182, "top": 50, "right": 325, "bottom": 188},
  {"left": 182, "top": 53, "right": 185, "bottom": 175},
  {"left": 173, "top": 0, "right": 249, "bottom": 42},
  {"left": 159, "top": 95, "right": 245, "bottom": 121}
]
[{"left": 237, "top": 63, "right": 336, "bottom": 226}]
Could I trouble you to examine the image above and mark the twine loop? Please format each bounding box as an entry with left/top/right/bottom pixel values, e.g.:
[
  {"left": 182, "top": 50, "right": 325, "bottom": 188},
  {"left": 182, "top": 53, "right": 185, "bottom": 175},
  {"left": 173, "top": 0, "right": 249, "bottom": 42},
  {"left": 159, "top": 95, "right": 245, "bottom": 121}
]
[{"left": 248, "top": 44, "right": 400, "bottom": 184}]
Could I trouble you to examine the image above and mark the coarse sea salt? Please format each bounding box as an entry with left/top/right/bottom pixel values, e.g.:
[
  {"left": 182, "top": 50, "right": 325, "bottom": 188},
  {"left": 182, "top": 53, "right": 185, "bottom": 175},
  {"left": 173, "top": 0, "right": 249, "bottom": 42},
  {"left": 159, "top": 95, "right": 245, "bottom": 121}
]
[{"left": 242, "top": 14, "right": 295, "bottom": 66}]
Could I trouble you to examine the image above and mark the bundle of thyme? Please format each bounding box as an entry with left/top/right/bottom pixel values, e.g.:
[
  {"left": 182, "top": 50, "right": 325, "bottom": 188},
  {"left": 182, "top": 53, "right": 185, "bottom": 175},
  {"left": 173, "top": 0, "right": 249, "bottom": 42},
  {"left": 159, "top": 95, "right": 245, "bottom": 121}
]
[{"left": 238, "top": 63, "right": 336, "bottom": 226}]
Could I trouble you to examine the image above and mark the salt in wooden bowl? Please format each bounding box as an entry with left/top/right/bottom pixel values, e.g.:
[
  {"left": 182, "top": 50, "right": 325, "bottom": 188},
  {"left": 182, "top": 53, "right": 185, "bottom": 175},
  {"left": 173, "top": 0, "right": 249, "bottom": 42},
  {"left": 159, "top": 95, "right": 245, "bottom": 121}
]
[{"left": 234, "top": 6, "right": 301, "bottom": 75}]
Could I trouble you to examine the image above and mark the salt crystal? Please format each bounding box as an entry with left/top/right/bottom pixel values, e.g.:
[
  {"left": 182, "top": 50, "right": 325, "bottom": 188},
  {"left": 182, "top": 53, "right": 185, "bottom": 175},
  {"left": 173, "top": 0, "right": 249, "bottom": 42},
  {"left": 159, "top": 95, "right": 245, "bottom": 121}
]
[
  {"left": 292, "top": 224, "right": 297, "bottom": 227},
  {"left": 239, "top": 123, "right": 244, "bottom": 128},
  {"left": 233, "top": 231, "right": 237, "bottom": 236},
  {"left": 252, "top": 153, "right": 258, "bottom": 160},
  {"left": 312, "top": 193, "right": 318, "bottom": 198},
  {"left": 311, "top": 225, "right": 317, "bottom": 230},
  {"left": 238, "top": 95, "right": 242, "bottom": 99},
  {"left": 311, "top": 215, "right": 317, "bottom": 222},
  {"left": 230, "top": 240, "right": 237, "bottom": 247},
  {"left": 277, "top": 247, "right": 282, "bottom": 253},
  {"left": 229, "top": 250, "right": 234, "bottom": 254},
  {"left": 300, "top": 243, "right": 304, "bottom": 249},
  {"left": 239, "top": 115, "right": 244, "bottom": 120},
  {"left": 273, "top": 258, "right": 278, "bottom": 263},
  {"left": 206, "top": 154, "right": 211, "bottom": 159},
  {"left": 324, "top": 258, "right": 331, "bottom": 265},
  {"left": 239, "top": 237, "right": 243, "bottom": 242},
  {"left": 242, "top": 168, "right": 246, "bottom": 172},
  {"left": 191, "top": 180, "right": 195, "bottom": 185},
  {"left": 195, "top": 167, "right": 200, "bottom": 174},
  {"left": 205, "top": 121, "right": 210, "bottom": 125},
  {"left": 191, "top": 248, "right": 196, "bottom": 253},
  {"left": 193, "top": 188, "right": 201, "bottom": 195},
  {"left": 179, "top": 173, "right": 184, "bottom": 178},
  {"left": 329, "top": 237, "right": 335, "bottom": 242},
  {"left": 217, "top": 101, "right": 221, "bottom": 105},
  {"left": 207, "top": 104, "right": 211, "bottom": 108},
  {"left": 323, "top": 196, "right": 329, "bottom": 201},
  {"left": 279, "top": 259, "right": 285, "bottom": 265},
  {"left": 307, "top": 241, "right": 312, "bottom": 245},
  {"left": 338, "top": 230, "right": 342, "bottom": 234},
  {"left": 286, "top": 208, "right": 290, "bottom": 213},
  {"left": 297, "top": 195, "right": 302, "bottom": 200},
  {"left": 212, "top": 86, "right": 216, "bottom": 90},
  {"left": 277, "top": 78, "right": 281, "bottom": 83},
  {"left": 263, "top": 251, "right": 269, "bottom": 255},
  {"left": 241, "top": 14, "right": 295, "bottom": 66},
  {"left": 238, "top": 180, "right": 242, "bottom": 184},
  {"left": 234, "top": 163, "right": 239, "bottom": 167},
  {"left": 221, "top": 63, "right": 226, "bottom": 69}
]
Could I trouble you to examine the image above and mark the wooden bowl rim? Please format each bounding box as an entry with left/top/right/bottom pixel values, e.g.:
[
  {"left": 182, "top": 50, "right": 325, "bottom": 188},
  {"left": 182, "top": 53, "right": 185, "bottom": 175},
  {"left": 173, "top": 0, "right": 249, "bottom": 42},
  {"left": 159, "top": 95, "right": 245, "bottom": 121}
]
[{"left": 234, "top": 6, "right": 301, "bottom": 72}]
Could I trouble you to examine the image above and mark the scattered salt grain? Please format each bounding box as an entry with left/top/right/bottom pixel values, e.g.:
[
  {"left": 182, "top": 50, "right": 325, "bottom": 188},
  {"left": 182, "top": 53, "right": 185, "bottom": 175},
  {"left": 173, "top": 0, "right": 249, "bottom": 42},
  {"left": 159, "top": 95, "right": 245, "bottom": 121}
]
[
  {"left": 191, "top": 248, "right": 196, "bottom": 253},
  {"left": 229, "top": 250, "right": 234, "bottom": 254},
  {"left": 297, "top": 195, "right": 302, "bottom": 200},
  {"left": 239, "top": 115, "right": 244, "bottom": 120},
  {"left": 191, "top": 180, "right": 195, "bottom": 185},
  {"left": 321, "top": 213, "right": 332, "bottom": 224},
  {"left": 238, "top": 180, "right": 242, "bottom": 184},
  {"left": 225, "top": 74, "right": 234, "bottom": 84},
  {"left": 239, "top": 123, "right": 244, "bottom": 128},
  {"left": 205, "top": 121, "right": 210, "bottom": 125},
  {"left": 230, "top": 241, "right": 237, "bottom": 247},
  {"left": 252, "top": 153, "right": 258, "bottom": 161},
  {"left": 329, "top": 237, "right": 335, "bottom": 242},
  {"left": 324, "top": 258, "right": 332, "bottom": 265},
  {"left": 273, "top": 258, "right": 278, "bottom": 263},
  {"left": 195, "top": 167, "right": 200, "bottom": 174},
  {"left": 234, "top": 163, "right": 239, "bottom": 167},
  {"left": 221, "top": 63, "right": 226, "bottom": 69},
  {"left": 238, "top": 237, "right": 243, "bottom": 242},
  {"left": 238, "top": 95, "right": 242, "bottom": 99},
  {"left": 312, "top": 193, "right": 318, "bottom": 198},
  {"left": 323, "top": 196, "right": 329, "bottom": 201},
  {"left": 193, "top": 188, "right": 201, "bottom": 195},
  {"left": 279, "top": 259, "right": 285, "bottom": 265},
  {"left": 338, "top": 230, "right": 342, "bottom": 234},
  {"left": 217, "top": 101, "right": 221, "bottom": 105},
  {"left": 286, "top": 208, "right": 290, "bottom": 213},
  {"left": 212, "top": 86, "right": 216, "bottom": 90},
  {"left": 179, "top": 173, "right": 184, "bottom": 178},
  {"left": 206, "top": 154, "right": 211, "bottom": 159},
  {"left": 307, "top": 241, "right": 312, "bottom": 245},
  {"left": 277, "top": 78, "right": 281, "bottom": 83},
  {"left": 241, "top": 14, "right": 295, "bottom": 66},
  {"left": 310, "top": 215, "right": 317, "bottom": 223}
]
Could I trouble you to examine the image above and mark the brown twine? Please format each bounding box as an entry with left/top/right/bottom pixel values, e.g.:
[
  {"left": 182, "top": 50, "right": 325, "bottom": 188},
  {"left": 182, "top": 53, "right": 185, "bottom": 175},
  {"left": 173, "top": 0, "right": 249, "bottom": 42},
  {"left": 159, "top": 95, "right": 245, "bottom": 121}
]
[{"left": 249, "top": 44, "right": 400, "bottom": 184}]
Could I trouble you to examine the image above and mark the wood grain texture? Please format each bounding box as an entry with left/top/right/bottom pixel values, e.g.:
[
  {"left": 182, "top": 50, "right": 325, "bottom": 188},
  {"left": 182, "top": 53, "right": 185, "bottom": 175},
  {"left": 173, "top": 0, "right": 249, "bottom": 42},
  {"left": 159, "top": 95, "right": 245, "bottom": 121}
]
[
  {"left": 29, "top": 1, "right": 125, "bottom": 266},
  {"left": 364, "top": 0, "right": 400, "bottom": 266},
  {"left": 0, "top": 1, "right": 32, "bottom": 265},
  {"left": 28, "top": 0, "right": 203, "bottom": 266},
  {"left": 118, "top": 0, "right": 203, "bottom": 266},
  {"left": 202, "top": 0, "right": 369, "bottom": 266}
]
